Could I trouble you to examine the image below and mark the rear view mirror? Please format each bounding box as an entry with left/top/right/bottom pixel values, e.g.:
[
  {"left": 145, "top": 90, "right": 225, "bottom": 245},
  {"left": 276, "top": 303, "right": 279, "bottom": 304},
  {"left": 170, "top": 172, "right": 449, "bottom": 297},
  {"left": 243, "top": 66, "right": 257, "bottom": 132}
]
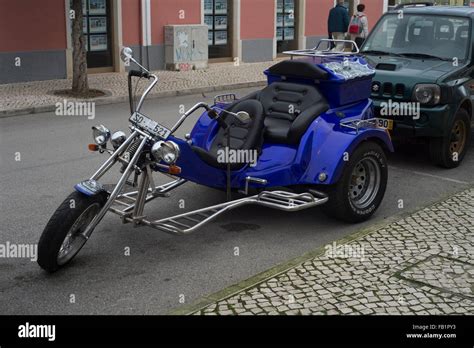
[{"left": 120, "top": 47, "right": 133, "bottom": 63}]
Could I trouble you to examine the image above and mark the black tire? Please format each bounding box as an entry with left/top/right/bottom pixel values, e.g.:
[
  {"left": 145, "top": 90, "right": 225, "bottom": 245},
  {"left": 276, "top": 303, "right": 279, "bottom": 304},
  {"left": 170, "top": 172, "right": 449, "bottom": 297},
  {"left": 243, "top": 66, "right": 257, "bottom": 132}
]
[
  {"left": 38, "top": 191, "right": 107, "bottom": 273},
  {"left": 429, "top": 108, "right": 471, "bottom": 169},
  {"left": 321, "top": 141, "right": 388, "bottom": 223}
]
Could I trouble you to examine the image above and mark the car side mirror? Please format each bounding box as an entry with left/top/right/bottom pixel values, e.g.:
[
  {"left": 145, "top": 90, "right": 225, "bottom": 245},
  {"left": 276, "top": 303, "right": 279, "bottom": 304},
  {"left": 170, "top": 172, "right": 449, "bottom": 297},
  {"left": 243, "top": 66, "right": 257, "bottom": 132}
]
[{"left": 120, "top": 47, "right": 133, "bottom": 63}]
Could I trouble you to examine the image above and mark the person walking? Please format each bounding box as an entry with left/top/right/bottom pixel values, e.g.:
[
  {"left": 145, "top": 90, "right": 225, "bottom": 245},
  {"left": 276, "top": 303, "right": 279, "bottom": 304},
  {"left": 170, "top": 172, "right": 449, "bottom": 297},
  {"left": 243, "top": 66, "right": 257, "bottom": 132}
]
[
  {"left": 349, "top": 4, "right": 369, "bottom": 50},
  {"left": 328, "top": 0, "right": 350, "bottom": 51}
]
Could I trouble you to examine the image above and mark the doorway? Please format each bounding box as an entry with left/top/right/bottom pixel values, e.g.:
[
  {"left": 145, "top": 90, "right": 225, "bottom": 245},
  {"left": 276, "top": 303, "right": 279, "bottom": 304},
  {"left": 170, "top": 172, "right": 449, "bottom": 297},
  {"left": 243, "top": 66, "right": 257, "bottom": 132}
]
[
  {"left": 82, "top": 0, "right": 114, "bottom": 70},
  {"left": 204, "top": 0, "right": 233, "bottom": 60},
  {"left": 276, "top": 0, "right": 298, "bottom": 54}
]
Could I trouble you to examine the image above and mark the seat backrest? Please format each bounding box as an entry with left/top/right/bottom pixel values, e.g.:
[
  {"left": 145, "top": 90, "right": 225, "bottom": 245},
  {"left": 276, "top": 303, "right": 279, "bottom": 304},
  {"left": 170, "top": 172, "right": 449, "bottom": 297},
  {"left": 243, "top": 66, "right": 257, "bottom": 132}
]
[
  {"left": 435, "top": 20, "right": 454, "bottom": 40},
  {"left": 258, "top": 82, "right": 326, "bottom": 122},
  {"left": 267, "top": 60, "right": 329, "bottom": 81},
  {"left": 408, "top": 23, "right": 433, "bottom": 46},
  {"left": 456, "top": 25, "right": 469, "bottom": 42}
]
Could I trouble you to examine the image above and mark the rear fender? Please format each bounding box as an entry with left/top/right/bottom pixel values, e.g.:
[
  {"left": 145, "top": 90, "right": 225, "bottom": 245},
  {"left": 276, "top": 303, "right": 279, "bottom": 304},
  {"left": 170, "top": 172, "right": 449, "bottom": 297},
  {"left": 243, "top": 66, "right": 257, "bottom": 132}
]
[{"left": 298, "top": 117, "right": 393, "bottom": 185}]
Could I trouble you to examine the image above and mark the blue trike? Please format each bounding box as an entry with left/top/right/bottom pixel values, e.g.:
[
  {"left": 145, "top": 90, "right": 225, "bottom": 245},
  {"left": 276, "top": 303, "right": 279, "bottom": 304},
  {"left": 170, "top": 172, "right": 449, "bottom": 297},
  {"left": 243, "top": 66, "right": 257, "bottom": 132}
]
[{"left": 38, "top": 40, "right": 393, "bottom": 272}]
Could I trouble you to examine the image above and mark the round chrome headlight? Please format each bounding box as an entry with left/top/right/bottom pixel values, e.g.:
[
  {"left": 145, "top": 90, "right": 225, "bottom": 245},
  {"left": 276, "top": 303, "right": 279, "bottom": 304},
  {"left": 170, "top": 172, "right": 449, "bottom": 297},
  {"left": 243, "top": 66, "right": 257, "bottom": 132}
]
[
  {"left": 92, "top": 125, "right": 111, "bottom": 146},
  {"left": 110, "top": 131, "right": 126, "bottom": 149},
  {"left": 151, "top": 140, "right": 180, "bottom": 164}
]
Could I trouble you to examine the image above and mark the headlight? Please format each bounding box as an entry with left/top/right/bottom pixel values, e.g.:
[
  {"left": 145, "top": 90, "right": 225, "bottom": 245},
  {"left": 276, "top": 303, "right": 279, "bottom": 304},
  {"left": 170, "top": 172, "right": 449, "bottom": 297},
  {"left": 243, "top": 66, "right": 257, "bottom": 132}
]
[
  {"left": 151, "top": 140, "right": 180, "bottom": 164},
  {"left": 413, "top": 84, "right": 441, "bottom": 105},
  {"left": 92, "top": 125, "right": 111, "bottom": 146},
  {"left": 110, "top": 131, "right": 126, "bottom": 149}
]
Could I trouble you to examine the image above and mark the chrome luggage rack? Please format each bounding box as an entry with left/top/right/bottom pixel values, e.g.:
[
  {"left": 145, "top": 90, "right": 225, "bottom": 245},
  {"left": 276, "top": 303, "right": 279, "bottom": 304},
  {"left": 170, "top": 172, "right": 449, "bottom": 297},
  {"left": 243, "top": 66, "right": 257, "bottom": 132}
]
[
  {"left": 340, "top": 118, "right": 380, "bottom": 134},
  {"left": 214, "top": 93, "right": 237, "bottom": 105},
  {"left": 283, "top": 39, "right": 360, "bottom": 60}
]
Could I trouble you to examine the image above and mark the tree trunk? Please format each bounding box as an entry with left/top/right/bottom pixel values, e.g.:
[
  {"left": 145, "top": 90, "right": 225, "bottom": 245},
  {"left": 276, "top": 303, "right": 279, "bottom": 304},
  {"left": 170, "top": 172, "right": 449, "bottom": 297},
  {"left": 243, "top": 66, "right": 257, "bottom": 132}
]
[{"left": 71, "top": 0, "right": 89, "bottom": 95}]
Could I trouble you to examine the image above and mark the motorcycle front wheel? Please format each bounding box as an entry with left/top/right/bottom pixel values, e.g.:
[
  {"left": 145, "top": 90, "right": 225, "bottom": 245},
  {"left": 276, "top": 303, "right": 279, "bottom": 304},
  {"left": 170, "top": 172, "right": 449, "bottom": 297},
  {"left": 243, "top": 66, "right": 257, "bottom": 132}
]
[{"left": 38, "top": 191, "right": 107, "bottom": 273}]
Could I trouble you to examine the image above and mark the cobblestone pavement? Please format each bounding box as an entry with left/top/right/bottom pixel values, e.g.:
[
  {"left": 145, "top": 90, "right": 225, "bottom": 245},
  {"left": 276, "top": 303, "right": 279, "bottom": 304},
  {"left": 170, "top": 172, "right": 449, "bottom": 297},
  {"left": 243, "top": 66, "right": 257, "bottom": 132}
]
[
  {"left": 0, "top": 61, "right": 273, "bottom": 115},
  {"left": 195, "top": 188, "right": 474, "bottom": 315}
]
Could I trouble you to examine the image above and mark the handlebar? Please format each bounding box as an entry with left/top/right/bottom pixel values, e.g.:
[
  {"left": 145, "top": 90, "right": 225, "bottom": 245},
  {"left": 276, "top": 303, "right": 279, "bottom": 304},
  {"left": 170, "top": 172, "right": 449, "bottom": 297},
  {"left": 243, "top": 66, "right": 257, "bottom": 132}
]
[
  {"left": 127, "top": 70, "right": 157, "bottom": 114},
  {"left": 128, "top": 69, "right": 151, "bottom": 79}
]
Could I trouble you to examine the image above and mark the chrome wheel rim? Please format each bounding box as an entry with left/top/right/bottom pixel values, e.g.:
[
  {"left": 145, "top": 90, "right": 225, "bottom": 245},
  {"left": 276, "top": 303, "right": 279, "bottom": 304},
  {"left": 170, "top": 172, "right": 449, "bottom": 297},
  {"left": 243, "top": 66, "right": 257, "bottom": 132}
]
[
  {"left": 349, "top": 158, "right": 381, "bottom": 210},
  {"left": 57, "top": 203, "right": 100, "bottom": 265}
]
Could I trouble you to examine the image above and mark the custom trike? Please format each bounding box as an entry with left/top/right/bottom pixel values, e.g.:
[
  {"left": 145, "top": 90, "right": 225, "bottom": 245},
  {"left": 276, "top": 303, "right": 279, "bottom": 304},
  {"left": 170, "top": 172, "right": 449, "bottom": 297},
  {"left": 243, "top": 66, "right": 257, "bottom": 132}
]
[{"left": 38, "top": 40, "right": 393, "bottom": 272}]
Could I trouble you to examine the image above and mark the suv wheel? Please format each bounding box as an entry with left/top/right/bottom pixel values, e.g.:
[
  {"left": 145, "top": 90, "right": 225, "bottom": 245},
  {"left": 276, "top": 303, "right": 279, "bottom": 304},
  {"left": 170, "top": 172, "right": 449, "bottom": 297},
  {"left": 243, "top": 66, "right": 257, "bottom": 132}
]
[{"left": 429, "top": 108, "right": 471, "bottom": 169}]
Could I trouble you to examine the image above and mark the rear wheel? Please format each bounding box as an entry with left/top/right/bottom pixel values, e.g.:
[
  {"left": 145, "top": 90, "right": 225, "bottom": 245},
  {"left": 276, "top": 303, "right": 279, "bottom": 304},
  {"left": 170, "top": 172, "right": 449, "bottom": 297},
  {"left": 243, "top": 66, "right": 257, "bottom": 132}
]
[
  {"left": 429, "top": 109, "right": 471, "bottom": 169},
  {"left": 321, "top": 142, "right": 388, "bottom": 223},
  {"left": 38, "top": 191, "right": 107, "bottom": 273}
]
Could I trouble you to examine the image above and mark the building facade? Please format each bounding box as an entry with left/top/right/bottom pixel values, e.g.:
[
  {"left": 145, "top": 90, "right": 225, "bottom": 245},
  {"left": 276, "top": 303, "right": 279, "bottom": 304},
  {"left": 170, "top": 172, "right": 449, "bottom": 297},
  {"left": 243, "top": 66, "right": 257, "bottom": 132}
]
[{"left": 0, "top": 0, "right": 388, "bottom": 84}]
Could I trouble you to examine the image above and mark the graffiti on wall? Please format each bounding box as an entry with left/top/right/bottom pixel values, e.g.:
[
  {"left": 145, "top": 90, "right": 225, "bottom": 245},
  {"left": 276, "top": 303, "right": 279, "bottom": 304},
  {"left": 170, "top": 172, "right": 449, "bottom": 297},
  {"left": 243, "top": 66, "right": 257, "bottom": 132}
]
[{"left": 175, "top": 30, "right": 206, "bottom": 62}]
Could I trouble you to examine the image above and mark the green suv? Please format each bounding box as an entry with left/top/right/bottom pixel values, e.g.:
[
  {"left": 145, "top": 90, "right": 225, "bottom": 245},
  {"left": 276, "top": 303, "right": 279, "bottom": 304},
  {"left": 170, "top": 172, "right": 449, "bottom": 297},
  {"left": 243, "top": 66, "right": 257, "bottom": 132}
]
[{"left": 360, "top": 5, "right": 473, "bottom": 168}]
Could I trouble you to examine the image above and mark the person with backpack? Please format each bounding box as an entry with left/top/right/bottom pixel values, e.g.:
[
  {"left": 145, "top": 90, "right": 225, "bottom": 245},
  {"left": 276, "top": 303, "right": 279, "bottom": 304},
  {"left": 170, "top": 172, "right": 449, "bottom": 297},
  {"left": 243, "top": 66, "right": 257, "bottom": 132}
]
[
  {"left": 328, "top": 0, "right": 350, "bottom": 51},
  {"left": 349, "top": 4, "right": 369, "bottom": 50}
]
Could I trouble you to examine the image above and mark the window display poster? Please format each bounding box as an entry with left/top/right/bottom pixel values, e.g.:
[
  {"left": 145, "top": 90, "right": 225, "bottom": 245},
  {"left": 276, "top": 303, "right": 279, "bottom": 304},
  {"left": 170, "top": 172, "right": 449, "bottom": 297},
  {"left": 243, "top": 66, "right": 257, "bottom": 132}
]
[
  {"left": 208, "top": 31, "right": 213, "bottom": 45},
  {"left": 277, "top": 0, "right": 283, "bottom": 13},
  {"left": 277, "top": 13, "right": 283, "bottom": 27},
  {"left": 276, "top": 27, "right": 283, "bottom": 40},
  {"left": 89, "top": 0, "right": 106, "bottom": 15},
  {"left": 214, "top": 30, "right": 227, "bottom": 45},
  {"left": 285, "top": 0, "right": 294, "bottom": 13},
  {"left": 90, "top": 34, "right": 107, "bottom": 51},
  {"left": 214, "top": 15, "right": 227, "bottom": 30},
  {"left": 204, "top": 15, "right": 213, "bottom": 28},
  {"left": 214, "top": 0, "right": 227, "bottom": 14},
  {"left": 204, "top": 0, "right": 213, "bottom": 14},
  {"left": 284, "top": 27, "right": 294, "bottom": 40},
  {"left": 89, "top": 17, "right": 107, "bottom": 33}
]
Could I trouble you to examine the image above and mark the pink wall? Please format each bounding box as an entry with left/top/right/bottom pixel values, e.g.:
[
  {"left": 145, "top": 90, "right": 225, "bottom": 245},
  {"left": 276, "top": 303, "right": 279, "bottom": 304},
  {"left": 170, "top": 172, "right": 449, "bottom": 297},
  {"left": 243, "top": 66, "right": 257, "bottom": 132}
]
[
  {"left": 241, "top": 0, "right": 275, "bottom": 40},
  {"left": 151, "top": 0, "right": 201, "bottom": 45},
  {"left": 122, "top": 0, "right": 142, "bottom": 46},
  {"left": 305, "top": 0, "right": 334, "bottom": 37},
  {"left": 0, "top": 0, "right": 66, "bottom": 52},
  {"left": 359, "top": 0, "right": 385, "bottom": 31}
]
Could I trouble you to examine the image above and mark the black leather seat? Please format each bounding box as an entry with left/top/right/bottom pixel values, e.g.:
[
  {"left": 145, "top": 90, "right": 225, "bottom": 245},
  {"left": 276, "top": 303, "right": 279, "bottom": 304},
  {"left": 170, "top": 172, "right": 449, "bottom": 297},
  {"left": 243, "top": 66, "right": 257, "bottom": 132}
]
[
  {"left": 258, "top": 82, "right": 329, "bottom": 144},
  {"left": 192, "top": 99, "right": 265, "bottom": 170},
  {"left": 192, "top": 60, "right": 330, "bottom": 168}
]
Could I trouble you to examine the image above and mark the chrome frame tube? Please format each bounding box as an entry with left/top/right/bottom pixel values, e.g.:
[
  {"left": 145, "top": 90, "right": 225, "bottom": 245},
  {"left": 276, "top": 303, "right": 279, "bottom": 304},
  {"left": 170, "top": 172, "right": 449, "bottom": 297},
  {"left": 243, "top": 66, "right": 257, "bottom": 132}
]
[
  {"left": 83, "top": 136, "right": 149, "bottom": 239},
  {"left": 132, "top": 168, "right": 150, "bottom": 219},
  {"left": 170, "top": 102, "right": 210, "bottom": 135},
  {"left": 129, "top": 56, "right": 151, "bottom": 75}
]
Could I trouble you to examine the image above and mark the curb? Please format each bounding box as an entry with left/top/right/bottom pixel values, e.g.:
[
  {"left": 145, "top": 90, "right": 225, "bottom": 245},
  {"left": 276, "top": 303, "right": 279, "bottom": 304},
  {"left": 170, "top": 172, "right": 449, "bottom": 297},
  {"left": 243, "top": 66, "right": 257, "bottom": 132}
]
[
  {"left": 0, "top": 81, "right": 266, "bottom": 118},
  {"left": 167, "top": 184, "right": 473, "bottom": 315}
]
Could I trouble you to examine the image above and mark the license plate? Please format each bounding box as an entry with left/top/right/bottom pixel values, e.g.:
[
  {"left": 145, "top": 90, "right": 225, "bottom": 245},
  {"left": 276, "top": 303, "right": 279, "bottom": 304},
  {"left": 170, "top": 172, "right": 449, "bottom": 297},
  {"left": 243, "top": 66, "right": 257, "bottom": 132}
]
[
  {"left": 130, "top": 112, "right": 171, "bottom": 139},
  {"left": 375, "top": 118, "right": 393, "bottom": 131}
]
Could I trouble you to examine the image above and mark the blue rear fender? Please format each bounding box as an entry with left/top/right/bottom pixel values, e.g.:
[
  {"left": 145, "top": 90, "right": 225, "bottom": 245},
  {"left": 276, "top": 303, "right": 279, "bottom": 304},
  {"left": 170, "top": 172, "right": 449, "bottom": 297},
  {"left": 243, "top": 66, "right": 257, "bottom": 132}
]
[{"left": 297, "top": 113, "right": 393, "bottom": 186}]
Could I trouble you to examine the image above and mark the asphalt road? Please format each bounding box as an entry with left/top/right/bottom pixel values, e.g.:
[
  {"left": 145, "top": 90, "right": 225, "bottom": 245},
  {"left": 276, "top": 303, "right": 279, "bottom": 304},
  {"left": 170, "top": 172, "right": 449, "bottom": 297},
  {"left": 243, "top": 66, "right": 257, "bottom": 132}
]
[{"left": 1, "top": 87, "right": 473, "bottom": 314}]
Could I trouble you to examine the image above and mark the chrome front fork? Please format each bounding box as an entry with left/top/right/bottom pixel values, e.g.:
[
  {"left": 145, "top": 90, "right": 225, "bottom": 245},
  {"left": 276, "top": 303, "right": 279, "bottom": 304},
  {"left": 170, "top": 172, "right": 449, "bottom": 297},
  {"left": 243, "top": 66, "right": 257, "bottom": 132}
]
[{"left": 82, "top": 132, "right": 148, "bottom": 240}]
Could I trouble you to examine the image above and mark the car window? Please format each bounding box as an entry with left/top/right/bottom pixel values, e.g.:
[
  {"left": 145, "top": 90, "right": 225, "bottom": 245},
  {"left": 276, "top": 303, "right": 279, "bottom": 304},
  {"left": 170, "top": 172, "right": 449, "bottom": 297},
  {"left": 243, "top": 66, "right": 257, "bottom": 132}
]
[{"left": 362, "top": 14, "right": 471, "bottom": 61}]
